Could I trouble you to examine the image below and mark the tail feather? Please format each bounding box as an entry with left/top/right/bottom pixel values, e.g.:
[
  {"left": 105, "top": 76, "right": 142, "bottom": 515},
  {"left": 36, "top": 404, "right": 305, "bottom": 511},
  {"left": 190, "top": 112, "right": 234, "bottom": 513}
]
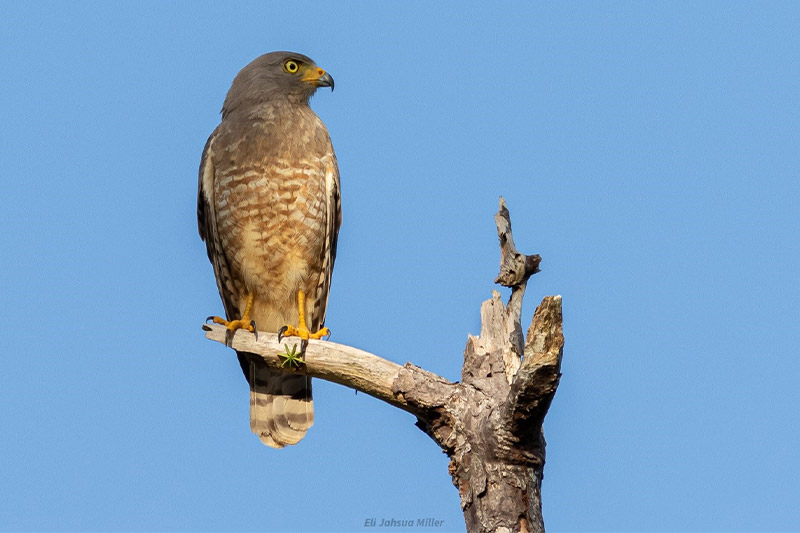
[{"left": 248, "top": 358, "right": 313, "bottom": 448}]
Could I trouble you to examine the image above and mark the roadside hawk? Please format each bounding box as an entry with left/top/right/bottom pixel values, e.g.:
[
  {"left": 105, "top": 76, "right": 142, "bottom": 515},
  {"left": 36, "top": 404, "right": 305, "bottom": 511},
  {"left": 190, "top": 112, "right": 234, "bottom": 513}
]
[{"left": 198, "top": 52, "right": 341, "bottom": 448}]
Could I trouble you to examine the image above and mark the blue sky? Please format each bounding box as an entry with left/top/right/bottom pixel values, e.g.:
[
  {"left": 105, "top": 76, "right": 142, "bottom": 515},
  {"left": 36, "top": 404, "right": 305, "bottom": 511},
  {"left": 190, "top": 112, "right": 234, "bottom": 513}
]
[{"left": 1, "top": 2, "right": 799, "bottom": 531}]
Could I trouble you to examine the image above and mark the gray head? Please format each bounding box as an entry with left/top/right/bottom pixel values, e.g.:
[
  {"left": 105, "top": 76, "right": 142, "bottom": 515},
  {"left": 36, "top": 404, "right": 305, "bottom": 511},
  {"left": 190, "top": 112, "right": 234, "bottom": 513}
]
[{"left": 222, "top": 51, "right": 334, "bottom": 117}]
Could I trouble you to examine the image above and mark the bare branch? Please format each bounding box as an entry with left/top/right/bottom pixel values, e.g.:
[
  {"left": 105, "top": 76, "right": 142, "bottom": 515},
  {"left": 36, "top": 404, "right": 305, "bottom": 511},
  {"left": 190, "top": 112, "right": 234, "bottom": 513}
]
[
  {"left": 203, "top": 324, "right": 456, "bottom": 419},
  {"left": 493, "top": 197, "right": 542, "bottom": 382},
  {"left": 494, "top": 196, "right": 541, "bottom": 289}
]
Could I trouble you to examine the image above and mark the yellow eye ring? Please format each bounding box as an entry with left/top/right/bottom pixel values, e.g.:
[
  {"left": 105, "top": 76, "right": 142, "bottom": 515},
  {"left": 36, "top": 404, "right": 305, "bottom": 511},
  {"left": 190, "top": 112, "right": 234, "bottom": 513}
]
[{"left": 283, "top": 60, "right": 300, "bottom": 74}]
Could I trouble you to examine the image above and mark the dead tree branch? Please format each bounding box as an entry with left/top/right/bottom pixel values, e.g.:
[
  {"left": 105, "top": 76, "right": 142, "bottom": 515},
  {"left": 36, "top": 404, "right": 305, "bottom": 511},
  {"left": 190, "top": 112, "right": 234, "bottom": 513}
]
[
  {"left": 202, "top": 325, "right": 458, "bottom": 419},
  {"left": 202, "top": 198, "right": 563, "bottom": 533}
]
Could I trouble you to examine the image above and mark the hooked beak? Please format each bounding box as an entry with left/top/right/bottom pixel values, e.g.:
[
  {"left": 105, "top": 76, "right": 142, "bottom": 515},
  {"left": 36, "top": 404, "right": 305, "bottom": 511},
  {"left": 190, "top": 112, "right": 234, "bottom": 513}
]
[{"left": 304, "top": 67, "right": 334, "bottom": 91}]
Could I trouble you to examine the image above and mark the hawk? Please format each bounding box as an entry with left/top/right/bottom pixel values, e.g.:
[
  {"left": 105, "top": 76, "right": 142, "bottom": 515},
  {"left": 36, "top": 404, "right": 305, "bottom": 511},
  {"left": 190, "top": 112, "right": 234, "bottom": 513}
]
[{"left": 198, "top": 52, "right": 341, "bottom": 448}]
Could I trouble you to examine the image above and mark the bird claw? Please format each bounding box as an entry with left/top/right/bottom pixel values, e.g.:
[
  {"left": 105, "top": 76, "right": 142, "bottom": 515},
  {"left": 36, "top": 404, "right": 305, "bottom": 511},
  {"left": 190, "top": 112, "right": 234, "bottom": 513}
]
[
  {"left": 277, "top": 325, "right": 289, "bottom": 343},
  {"left": 277, "top": 324, "right": 330, "bottom": 342},
  {"left": 204, "top": 314, "right": 257, "bottom": 347}
]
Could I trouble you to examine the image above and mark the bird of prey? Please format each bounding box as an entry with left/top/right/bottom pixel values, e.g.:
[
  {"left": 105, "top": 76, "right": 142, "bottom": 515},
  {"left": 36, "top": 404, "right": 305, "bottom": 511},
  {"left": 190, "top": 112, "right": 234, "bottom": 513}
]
[{"left": 198, "top": 52, "right": 340, "bottom": 448}]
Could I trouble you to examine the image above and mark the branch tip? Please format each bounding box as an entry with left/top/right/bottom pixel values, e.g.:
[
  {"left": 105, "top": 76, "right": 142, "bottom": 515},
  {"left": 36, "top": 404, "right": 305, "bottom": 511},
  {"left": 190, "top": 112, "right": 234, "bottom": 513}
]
[{"left": 494, "top": 198, "right": 540, "bottom": 289}]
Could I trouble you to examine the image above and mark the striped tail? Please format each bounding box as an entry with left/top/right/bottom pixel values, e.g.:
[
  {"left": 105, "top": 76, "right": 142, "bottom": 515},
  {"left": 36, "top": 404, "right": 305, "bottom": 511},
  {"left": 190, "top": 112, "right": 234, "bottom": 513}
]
[{"left": 247, "top": 358, "right": 314, "bottom": 448}]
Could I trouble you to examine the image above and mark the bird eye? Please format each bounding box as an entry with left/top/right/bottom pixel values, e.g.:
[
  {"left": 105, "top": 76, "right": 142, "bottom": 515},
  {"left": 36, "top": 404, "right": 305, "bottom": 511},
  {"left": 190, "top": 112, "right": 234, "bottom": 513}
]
[{"left": 283, "top": 60, "right": 300, "bottom": 74}]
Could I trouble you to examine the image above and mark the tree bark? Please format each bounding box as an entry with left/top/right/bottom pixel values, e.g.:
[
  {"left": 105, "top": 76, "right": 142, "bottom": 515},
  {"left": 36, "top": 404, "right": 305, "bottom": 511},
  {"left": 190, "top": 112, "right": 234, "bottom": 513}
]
[{"left": 202, "top": 198, "right": 563, "bottom": 533}]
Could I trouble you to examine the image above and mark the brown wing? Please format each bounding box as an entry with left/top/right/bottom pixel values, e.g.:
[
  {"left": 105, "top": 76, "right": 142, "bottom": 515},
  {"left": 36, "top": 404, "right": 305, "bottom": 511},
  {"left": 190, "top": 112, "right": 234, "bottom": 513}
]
[
  {"left": 309, "top": 153, "right": 341, "bottom": 331},
  {"left": 197, "top": 128, "right": 249, "bottom": 375}
]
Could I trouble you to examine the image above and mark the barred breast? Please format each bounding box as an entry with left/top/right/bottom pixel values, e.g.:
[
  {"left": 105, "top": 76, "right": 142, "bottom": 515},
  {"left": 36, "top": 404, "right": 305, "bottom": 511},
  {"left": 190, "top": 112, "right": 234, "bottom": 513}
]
[{"left": 212, "top": 105, "right": 334, "bottom": 332}]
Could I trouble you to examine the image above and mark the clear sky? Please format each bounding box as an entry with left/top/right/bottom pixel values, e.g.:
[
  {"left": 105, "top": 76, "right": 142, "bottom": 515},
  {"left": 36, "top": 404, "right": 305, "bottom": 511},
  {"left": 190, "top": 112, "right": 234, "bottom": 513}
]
[{"left": 1, "top": 2, "right": 799, "bottom": 532}]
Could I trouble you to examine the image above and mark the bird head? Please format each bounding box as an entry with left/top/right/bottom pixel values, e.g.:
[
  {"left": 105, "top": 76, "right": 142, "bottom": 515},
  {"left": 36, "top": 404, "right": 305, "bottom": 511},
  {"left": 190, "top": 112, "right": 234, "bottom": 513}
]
[{"left": 222, "top": 51, "right": 334, "bottom": 115}]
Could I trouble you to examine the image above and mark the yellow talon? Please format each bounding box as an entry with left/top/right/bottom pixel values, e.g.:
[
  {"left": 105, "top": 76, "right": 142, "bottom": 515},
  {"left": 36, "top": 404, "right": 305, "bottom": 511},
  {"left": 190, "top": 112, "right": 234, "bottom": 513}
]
[
  {"left": 278, "top": 290, "right": 330, "bottom": 342},
  {"left": 207, "top": 292, "right": 257, "bottom": 346}
]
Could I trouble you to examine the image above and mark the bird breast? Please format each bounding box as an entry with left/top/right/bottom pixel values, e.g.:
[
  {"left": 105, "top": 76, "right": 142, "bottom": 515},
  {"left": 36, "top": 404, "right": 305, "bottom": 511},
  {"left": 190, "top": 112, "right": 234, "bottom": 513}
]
[{"left": 214, "top": 148, "right": 332, "bottom": 329}]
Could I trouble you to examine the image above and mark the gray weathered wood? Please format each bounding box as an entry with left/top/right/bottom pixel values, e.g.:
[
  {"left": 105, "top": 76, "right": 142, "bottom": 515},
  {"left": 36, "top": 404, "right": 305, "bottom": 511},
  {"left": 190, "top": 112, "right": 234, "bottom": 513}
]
[
  {"left": 202, "top": 325, "right": 457, "bottom": 417},
  {"left": 202, "top": 198, "right": 563, "bottom": 533}
]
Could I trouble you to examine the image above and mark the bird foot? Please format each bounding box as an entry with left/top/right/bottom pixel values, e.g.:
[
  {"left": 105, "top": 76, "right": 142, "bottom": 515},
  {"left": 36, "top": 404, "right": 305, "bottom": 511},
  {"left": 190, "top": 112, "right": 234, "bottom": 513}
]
[
  {"left": 206, "top": 315, "right": 258, "bottom": 347},
  {"left": 278, "top": 324, "right": 330, "bottom": 343}
]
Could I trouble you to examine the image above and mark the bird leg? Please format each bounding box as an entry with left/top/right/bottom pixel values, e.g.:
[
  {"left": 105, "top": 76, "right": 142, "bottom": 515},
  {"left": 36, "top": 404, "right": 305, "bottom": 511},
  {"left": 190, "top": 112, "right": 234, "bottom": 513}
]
[
  {"left": 278, "top": 290, "right": 330, "bottom": 342},
  {"left": 206, "top": 292, "right": 258, "bottom": 347}
]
